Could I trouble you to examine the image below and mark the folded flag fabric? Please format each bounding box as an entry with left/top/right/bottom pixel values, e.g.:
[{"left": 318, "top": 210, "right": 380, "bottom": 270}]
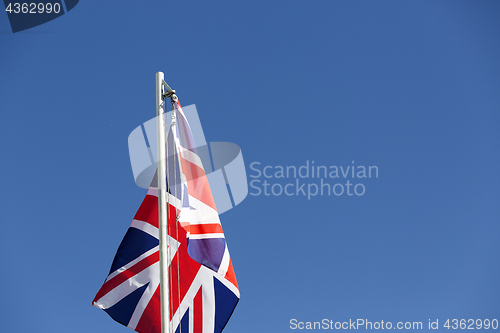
[{"left": 93, "top": 99, "right": 239, "bottom": 333}]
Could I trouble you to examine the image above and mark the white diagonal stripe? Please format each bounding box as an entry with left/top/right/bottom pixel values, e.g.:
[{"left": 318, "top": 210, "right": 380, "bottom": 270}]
[
  {"left": 105, "top": 246, "right": 159, "bottom": 282},
  {"left": 217, "top": 245, "right": 230, "bottom": 277},
  {"left": 97, "top": 261, "right": 159, "bottom": 309},
  {"left": 128, "top": 265, "right": 160, "bottom": 329},
  {"left": 189, "top": 233, "right": 225, "bottom": 239},
  {"left": 131, "top": 219, "right": 159, "bottom": 239}
]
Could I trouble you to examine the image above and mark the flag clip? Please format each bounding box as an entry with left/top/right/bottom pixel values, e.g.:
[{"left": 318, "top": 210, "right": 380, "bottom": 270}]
[{"left": 162, "top": 89, "right": 176, "bottom": 100}]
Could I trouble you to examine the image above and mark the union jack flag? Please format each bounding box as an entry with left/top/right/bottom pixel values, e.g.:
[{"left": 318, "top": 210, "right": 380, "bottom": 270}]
[{"left": 93, "top": 99, "right": 239, "bottom": 333}]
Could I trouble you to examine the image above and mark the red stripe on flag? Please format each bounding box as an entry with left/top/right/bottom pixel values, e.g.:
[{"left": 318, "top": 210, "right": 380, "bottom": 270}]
[
  {"left": 135, "top": 284, "right": 161, "bottom": 333},
  {"left": 224, "top": 259, "right": 238, "bottom": 290},
  {"left": 168, "top": 221, "right": 203, "bottom": 320},
  {"left": 93, "top": 251, "right": 159, "bottom": 303},
  {"left": 189, "top": 223, "right": 223, "bottom": 235},
  {"left": 134, "top": 195, "right": 159, "bottom": 227},
  {"left": 193, "top": 286, "right": 203, "bottom": 333},
  {"left": 179, "top": 156, "right": 217, "bottom": 211}
]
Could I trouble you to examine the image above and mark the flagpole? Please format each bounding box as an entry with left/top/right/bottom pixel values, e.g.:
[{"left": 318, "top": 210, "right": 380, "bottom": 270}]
[{"left": 156, "top": 72, "right": 170, "bottom": 333}]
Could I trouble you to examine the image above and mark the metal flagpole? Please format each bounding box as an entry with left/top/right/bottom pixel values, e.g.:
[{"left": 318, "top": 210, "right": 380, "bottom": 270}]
[{"left": 156, "top": 71, "right": 169, "bottom": 333}]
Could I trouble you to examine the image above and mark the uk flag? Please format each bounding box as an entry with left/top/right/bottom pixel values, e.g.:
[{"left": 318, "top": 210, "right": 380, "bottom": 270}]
[{"left": 93, "top": 99, "right": 239, "bottom": 333}]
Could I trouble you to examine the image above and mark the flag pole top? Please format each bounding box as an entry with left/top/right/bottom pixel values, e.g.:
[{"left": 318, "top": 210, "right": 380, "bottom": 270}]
[
  {"left": 161, "top": 82, "right": 177, "bottom": 102},
  {"left": 156, "top": 72, "right": 177, "bottom": 103}
]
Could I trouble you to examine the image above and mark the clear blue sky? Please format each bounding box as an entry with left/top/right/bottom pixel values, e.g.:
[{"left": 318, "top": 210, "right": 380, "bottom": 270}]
[{"left": 1, "top": 1, "right": 499, "bottom": 332}]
